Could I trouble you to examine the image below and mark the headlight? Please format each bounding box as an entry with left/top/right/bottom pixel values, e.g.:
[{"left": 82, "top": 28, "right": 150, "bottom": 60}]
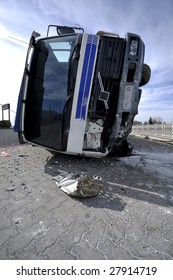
[{"left": 129, "top": 39, "right": 138, "bottom": 55}]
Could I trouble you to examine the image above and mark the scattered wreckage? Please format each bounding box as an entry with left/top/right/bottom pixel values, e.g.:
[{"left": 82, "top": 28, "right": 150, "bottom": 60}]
[{"left": 53, "top": 170, "right": 102, "bottom": 197}]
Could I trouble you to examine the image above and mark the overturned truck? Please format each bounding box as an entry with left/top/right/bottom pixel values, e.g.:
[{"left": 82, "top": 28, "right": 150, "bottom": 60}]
[{"left": 14, "top": 25, "right": 150, "bottom": 157}]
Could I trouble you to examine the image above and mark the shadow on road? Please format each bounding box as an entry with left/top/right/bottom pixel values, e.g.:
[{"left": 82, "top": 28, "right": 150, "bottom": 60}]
[{"left": 44, "top": 151, "right": 173, "bottom": 210}]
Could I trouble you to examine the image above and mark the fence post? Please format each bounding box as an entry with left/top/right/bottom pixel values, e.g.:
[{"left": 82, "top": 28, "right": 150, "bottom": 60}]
[{"left": 163, "top": 122, "right": 166, "bottom": 137}]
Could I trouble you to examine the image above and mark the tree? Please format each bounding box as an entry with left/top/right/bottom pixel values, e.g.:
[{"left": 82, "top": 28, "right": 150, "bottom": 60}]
[
  {"left": 154, "top": 117, "right": 163, "bottom": 124},
  {"left": 149, "top": 117, "right": 154, "bottom": 124},
  {"left": 148, "top": 116, "right": 163, "bottom": 124}
]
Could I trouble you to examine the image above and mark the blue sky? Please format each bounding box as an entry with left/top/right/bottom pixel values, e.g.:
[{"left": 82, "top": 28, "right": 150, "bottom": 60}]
[{"left": 0, "top": 0, "right": 173, "bottom": 124}]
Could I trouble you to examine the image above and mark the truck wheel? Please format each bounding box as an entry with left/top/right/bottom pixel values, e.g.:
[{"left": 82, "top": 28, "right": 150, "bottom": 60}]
[{"left": 140, "top": 64, "right": 151, "bottom": 86}]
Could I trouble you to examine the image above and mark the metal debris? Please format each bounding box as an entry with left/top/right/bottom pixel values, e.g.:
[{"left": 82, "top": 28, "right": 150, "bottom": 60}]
[{"left": 54, "top": 170, "right": 102, "bottom": 197}]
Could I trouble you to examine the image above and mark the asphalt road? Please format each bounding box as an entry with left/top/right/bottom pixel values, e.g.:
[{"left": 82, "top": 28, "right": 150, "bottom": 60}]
[
  {"left": 0, "top": 129, "right": 173, "bottom": 259},
  {"left": 0, "top": 128, "right": 18, "bottom": 148}
]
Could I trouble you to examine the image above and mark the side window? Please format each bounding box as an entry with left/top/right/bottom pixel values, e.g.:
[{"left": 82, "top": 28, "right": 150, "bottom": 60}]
[
  {"left": 42, "top": 39, "right": 75, "bottom": 118},
  {"left": 49, "top": 41, "right": 71, "bottom": 62}
]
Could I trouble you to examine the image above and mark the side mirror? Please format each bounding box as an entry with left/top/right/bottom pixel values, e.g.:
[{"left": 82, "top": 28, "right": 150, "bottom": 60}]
[{"left": 57, "top": 27, "right": 75, "bottom": 35}]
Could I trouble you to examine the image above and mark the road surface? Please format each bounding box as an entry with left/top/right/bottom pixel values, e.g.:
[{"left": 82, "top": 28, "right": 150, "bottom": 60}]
[{"left": 0, "top": 129, "right": 173, "bottom": 259}]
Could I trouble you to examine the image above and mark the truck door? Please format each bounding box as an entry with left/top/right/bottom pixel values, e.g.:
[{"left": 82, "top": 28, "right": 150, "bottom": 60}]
[{"left": 14, "top": 32, "right": 37, "bottom": 142}]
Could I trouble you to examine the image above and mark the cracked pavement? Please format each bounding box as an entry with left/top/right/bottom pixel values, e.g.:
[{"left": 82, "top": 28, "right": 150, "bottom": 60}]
[{"left": 0, "top": 129, "right": 173, "bottom": 259}]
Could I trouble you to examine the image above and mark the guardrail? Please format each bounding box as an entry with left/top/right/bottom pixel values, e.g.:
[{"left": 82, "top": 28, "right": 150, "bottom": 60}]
[{"left": 131, "top": 123, "right": 173, "bottom": 141}]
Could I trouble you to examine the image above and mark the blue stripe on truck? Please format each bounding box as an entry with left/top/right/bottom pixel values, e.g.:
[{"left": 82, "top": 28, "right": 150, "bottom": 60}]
[{"left": 75, "top": 35, "right": 98, "bottom": 120}]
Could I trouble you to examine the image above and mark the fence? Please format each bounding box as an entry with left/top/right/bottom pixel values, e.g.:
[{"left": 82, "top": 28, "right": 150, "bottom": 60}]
[{"left": 131, "top": 123, "right": 173, "bottom": 142}]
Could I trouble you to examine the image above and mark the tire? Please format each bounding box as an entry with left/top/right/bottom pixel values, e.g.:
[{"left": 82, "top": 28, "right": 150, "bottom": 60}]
[{"left": 140, "top": 63, "right": 151, "bottom": 87}]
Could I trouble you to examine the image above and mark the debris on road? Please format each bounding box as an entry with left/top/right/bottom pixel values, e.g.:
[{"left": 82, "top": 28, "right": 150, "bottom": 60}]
[
  {"left": 53, "top": 170, "right": 103, "bottom": 197},
  {"left": 0, "top": 150, "right": 10, "bottom": 158}
]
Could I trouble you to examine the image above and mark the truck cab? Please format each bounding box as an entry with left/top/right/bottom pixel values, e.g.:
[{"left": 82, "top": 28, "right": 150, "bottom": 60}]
[{"left": 14, "top": 25, "right": 150, "bottom": 157}]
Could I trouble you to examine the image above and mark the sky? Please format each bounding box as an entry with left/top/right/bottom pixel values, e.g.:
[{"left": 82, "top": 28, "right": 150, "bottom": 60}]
[{"left": 0, "top": 0, "right": 173, "bottom": 125}]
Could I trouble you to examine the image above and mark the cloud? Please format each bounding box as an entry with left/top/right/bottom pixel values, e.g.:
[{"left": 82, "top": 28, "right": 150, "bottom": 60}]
[{"left": 0, "top": 0, "right": 173, "bottom": 124}]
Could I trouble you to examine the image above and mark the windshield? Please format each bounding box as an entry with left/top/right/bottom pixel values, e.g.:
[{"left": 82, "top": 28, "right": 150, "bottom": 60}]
[{"left": 24, "top": 35, "right": 77, "bottom": 150}]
